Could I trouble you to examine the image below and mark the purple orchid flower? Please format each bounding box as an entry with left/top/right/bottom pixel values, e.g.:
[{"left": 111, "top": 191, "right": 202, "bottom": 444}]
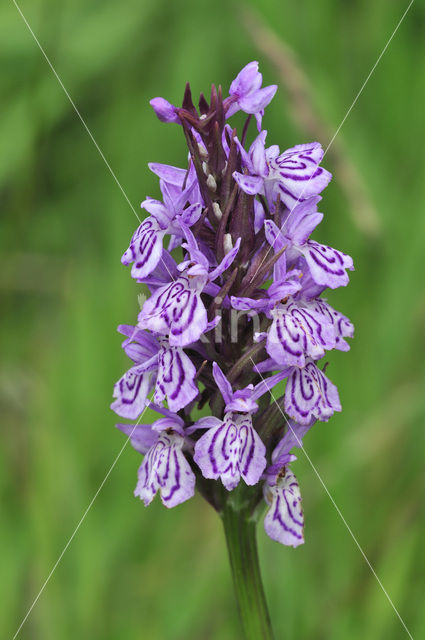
[
  {"left": 233, "top": 131, "right": 332, "bottom": 209},
  {"left": 225, "top": 61, "right": 277, "bottom": 130},
  {"left": 263, "top": 465, "right": 304, "bottom": 547},
  {"left": 263, "top": 419, "right": 315, "bottom": 547},
  {"left": 284, "top": 359, "right": 341, "bottom": 424},
  {"left": 138, "top": 227, "right": 241, "bottom": 346},
  {"left": 264, "top": 197, "right": 354, "bottom": 289},
  {"left": 193, "top": 363, "right": 287, "bottom": 490},
  {"left": 111, "top": 325, "right": 198, "bottom": 417},
  {"left": 121, "top": 174, "right": 202, "bottom": 280},
  {"left": 232, "top": 258, "right": 337, "bottom": 368},
  {"left": 117, "top": 411, "right": 195, "bottom": 508},
  {"left": 255, "top": 356, "right": 341, "bottom": 425}
]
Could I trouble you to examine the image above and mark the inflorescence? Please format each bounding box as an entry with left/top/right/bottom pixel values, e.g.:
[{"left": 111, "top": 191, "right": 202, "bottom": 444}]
[{"left": 111, "top": 62, "right": 354, "bottom": 547}]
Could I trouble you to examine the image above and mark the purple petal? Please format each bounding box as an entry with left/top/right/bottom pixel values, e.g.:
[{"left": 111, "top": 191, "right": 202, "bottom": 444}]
[
  {"left": 154, "top": 341, "right": 198, "bottom": 412},
  {"left": 151, "top": 416, "right": 185, "bottom": 435},
  {"left": 186, "top": 416, "right": 222, "bottom": 435},
  {"left": 121, "top": 218, "right": 166, "bottom": 280},
  {"left": 229, "top": 61, "right": 262, "bottom": 97},
  {"left": 284, "top": 360, "right": 341, "bottom": 424},
  {"left": 264, "top": 467, "right": 304, "bottom": 547},
  {"left": 212, "top": 362, "right": 233, "bottom": 405},
  {"left": 271, "top": 420, "right": 315, "bottom": 463},
  {"left": 249, "top": 130, "right": 268, "bottom": 177},
  {"left": 239, "top": 85, "right": 278, "bottom": 115},
  {"left": 308, "top": 299, "right": 354, "bottom": 351},
  {"left": 138, "top": 277, "right": 208, "bottom": 347},
  {"left": 179, "top": 203, "right": 202, "bottom": 227},
  {"left": 141, "top": 199, "right": 172, "bottom": 229},
  {"left": 194, "top": 413, "right": 266, "bottom": 490},
  {"left": 149, "top": 97, "right": 180, "bottom": 124},
  {"left": 254, "top": 199, "right": 265, "bottom": 233},
  {"left": 266, "top": 302, "right": 335, "bottom": 368},
  {"left": 232, "top": 171, "right": 264, "bottom": 196},
  {"left": 148, "top": 162, "right": 187, "bottom": 186},
  {"left": 116, "top": 423, "right": 158, "bottom": 454},
  {"left": 135, "top": 431, "right": 195, "bottom": 507},
  {"left": 111, "top": 368, "right": 153, "bottom": 419},
  {"left": 208, "top": 237, "right": 241, "bottom": 281},
  {"left": 264, "top": 219, "right": 286, "bottom": 252},
  {"left": 283, "top": 196, "right": 323, "bottom": 245},
  {"left": 269, "top": 142, "right": 332, "bottom": 208},
  {"left": 300, "top": 241, "right": 354, "bottom": 289}
]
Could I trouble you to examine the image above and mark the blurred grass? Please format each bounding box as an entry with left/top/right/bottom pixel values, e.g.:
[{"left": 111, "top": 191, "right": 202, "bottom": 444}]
[{"left": 1, "top": 0, "right": 425, "bottom": 638}]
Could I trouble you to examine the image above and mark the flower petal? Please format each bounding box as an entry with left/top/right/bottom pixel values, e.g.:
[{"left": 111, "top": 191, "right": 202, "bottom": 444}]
[
  {"left": 239, "top": 85, "right": 277, "bottom": 115},
  {"left": 284, "top": 360, "right": 341, "bottom": 424},
  {"left": 300, "top": 241, "right": 354, "bottom": 289},
  {"left": 149, "top": 97, "right": 180, "bottom": 124},
  {"left": 194, "top": 413, "right": 266, "bottom": 490},
  {"left": 270, "top": 143, "right": 332, "bottom": 208},
  {"left": 116, "top": 423, "right": 158, "bottom": 454},
  {"left": 154, "top": 341, "right": 198, "bottom": 411},
  {"left": 307, "top": 299, "right": 354, "bottom": 351},
  {"left": 232, "top": 171, "right": 264, "bottom": 196},
  {"left": 111, "top": 368, "right": 153, "bottom": 419},
  {"left": 267, "top": 302, "right": 335, "bottom": 367},
  {"left": 138, "top": 277, "right": 208, "bottom": 347},
  {"left": 121, "top": 218, "right": 166, "bottom": 280},
  {"left": 264, "top": 467, "right": 304, "bottom": 547},
  {"left": 135, "top": 431, "right": 195, "bottom": 507}
]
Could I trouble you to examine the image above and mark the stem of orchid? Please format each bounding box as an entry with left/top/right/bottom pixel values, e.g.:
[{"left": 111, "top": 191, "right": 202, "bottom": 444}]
[{"left": 221, "top": 501, "right": 274, "bottom": 640}]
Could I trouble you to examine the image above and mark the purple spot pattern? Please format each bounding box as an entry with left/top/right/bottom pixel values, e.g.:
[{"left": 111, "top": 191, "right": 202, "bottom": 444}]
[
  {"left": 307, "top": 299, "right": 354, "bottom": 352},
  {"left": 285, "top": 360, "right": 341, "bottom": 424},
  {"left": 154, "top": 339, "right": 198, "bottom": 411},
  {"left": 121, "top": 218, "right": 165, "bottom": 280},
  {"left": 301, "top": 240, "right": 354, "bottom": 289},
  {"left": 267, "top": 302, "right": 336, "bottom": 367},
  {"left": 194, "top": 413, "right": 266, "bottom": 491},
  {"left": 264, "top": 467, "right": 304, "bottom": 547},
  {"left": 111, "top": 368, "right": 153, "bottom": 420},
  {"left": 138, "top": 276, "right": 207, "bottom": 347},
  {"left": 269, "top": 143, "right": 332, "bottom": 209},
  {"left": 135, "top": 431, "right": 195, "bottom": 508}
]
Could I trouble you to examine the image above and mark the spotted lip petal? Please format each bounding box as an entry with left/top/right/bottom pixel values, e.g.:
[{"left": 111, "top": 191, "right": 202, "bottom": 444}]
[
  {"left": 154, "top": 340, "right": 198, "bottom": 412},
  {"left": 194, "top": 413, "right": 266, "bottom": 490},
  {"left": 284, "top": 359, "right": 341, "bottom": 424},
  {"left": 269, "top": 143, "right": 332, "bottom": 209},
  {"left": 110, "top": 368, "right": 153, "bottom": 419},
  {"left": 307, "top": 299, "right": 354, "bottom": 351},
  {"left": 267, "top": 302, "right": 336, "bottom": 368},
  {"left": 300, "top": 241, "right": 354, "bottom": 289},
  {"left": 135, "top": 431, "right": 196, "bottom": 508},
  {"left": 138, "top": 276, "right": 208, "bottom": 347},
  {"left": 121, "top": 218, "right": 166, "bottom": 280},
  {"left": 264, "top": 467, "right": 304, "bottom": 547}
]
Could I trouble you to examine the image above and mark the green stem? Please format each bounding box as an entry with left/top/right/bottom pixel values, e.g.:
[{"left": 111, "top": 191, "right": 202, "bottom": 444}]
[{"left": 221, "top": 502, "right": 274, "bottom": 640}]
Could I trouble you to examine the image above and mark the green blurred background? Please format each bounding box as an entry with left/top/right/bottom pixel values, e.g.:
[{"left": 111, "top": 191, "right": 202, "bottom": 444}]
[{"left": 1, "top": 0, "right": 425, "bottom": 638}]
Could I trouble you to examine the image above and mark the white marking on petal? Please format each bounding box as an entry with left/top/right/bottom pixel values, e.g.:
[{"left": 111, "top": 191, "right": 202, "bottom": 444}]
[
  {"left": 193, "top": 413, "right": 266, "bottom": 491},
  {"left": 264, "top": 467, "right": 304, "bottom": 547},
  {"left": 135, "top": 431, "right": 195, "bottom": 508}
]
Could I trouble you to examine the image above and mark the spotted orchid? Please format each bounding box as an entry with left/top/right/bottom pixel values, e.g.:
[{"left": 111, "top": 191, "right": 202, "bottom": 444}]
[{"left": 112, "top": 62, "right": 354, "bottom": 559}]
